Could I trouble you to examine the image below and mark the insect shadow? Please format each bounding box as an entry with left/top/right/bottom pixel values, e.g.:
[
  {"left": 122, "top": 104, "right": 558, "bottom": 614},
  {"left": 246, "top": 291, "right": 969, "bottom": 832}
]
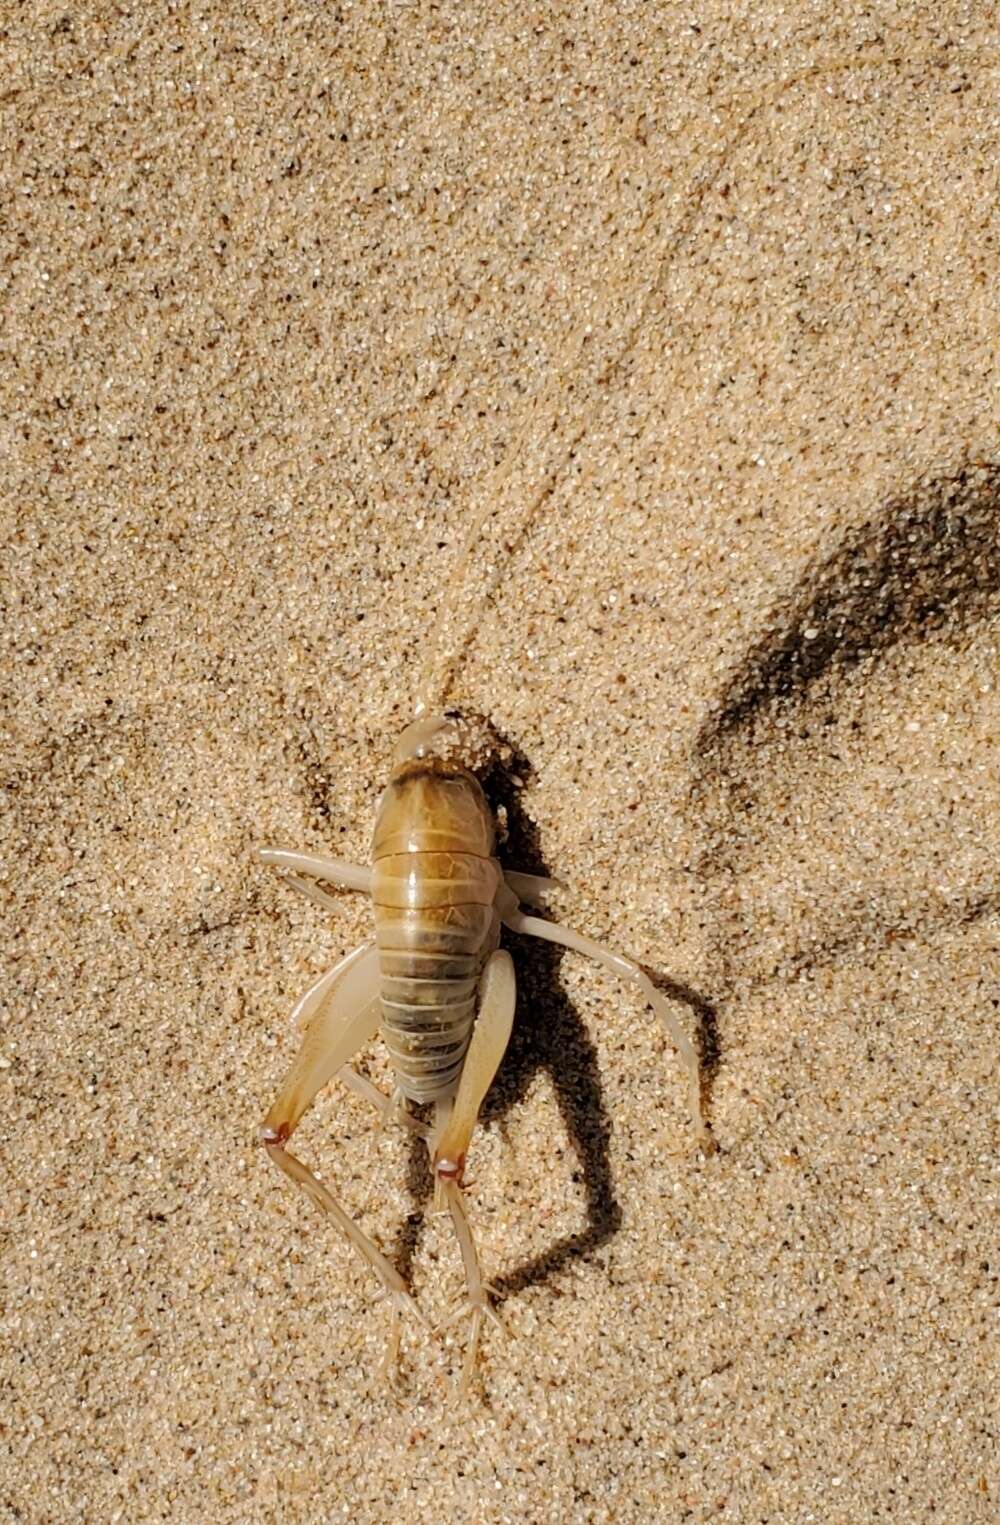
[
  {"left": 388, "top": 732, "right": 718, "bottom": 1302},
  {"left": 693, "top": 459, "right": 1000, "bottom": 989}
]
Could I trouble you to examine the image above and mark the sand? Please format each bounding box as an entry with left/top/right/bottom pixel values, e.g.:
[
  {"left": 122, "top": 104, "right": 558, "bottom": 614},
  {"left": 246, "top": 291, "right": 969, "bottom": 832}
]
[{"left": 2, "top": 3, "right": 998, "bottom": 1521}]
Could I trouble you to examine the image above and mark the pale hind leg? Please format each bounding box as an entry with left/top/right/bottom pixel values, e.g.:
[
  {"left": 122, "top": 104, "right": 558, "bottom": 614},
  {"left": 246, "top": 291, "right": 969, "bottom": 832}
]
[
  {"left": 286, "top": 942, "right": 373, "bottom": 1030},
  {"left": 431, "top": 950, "right": 517, "bottom": 1391},
  {"left": 259, "top": 944, "right": 425, "bottom": 1379},
  {"left": 500, "top": 902, "right": 709, "bottom": 1147}
]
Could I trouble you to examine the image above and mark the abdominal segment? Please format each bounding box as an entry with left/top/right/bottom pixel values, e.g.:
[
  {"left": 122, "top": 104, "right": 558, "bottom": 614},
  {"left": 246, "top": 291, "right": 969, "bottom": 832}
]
[{"left": 372, "top": 855, "right": 502, "bottom": 1103}]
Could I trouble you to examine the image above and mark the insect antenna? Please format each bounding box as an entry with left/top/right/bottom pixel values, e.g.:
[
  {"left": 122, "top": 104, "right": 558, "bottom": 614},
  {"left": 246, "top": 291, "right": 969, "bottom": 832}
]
[{"left": 413, "top": 43, "right": 998, "bottom": 721}]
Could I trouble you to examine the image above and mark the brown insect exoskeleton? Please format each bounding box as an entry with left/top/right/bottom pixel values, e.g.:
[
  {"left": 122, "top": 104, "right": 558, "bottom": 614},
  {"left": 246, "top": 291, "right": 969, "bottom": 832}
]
[{"left": 256, "top": 46, "right": 995, "bottom": 1391}]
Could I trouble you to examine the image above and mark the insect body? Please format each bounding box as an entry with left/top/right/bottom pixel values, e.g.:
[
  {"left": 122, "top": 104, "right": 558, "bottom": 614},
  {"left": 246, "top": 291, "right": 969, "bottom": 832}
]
[
  {"left": 258, "top": 711, "right": 706, "bottom": 1388},
  {"left": 371, "top": 719, "right": 502, "bottom": 1108}
]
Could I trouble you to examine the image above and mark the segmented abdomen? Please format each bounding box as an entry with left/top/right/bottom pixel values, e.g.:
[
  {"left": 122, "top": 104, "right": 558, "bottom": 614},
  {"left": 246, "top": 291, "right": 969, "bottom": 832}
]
[{"left": 371, "top": 763, "right": 501, "bottom": 1103}]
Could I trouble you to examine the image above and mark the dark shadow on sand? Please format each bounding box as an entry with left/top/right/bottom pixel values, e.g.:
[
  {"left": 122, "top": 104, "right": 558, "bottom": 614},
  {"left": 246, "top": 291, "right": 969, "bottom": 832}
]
[
  {"left": 693, "top": 459, "right": 1000, "bottom": 990},
  {"left": 701, "top": 462, "right": 1000, "bottom": 754}
]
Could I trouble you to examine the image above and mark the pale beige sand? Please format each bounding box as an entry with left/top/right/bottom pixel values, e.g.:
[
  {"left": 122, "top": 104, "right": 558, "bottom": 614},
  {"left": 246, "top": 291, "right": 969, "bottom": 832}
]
[{"left": 2, "top": 4, "right": 998, "bottom": 1522}]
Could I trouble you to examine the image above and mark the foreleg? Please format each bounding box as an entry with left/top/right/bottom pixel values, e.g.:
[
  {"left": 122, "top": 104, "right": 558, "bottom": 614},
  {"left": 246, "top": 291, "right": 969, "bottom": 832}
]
[{"left": 258, "top": 847, "right": 371, "bottom": 903}]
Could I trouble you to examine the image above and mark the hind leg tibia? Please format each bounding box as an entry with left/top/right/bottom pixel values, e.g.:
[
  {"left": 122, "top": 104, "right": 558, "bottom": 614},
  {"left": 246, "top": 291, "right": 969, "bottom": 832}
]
[
  {"left": 260, "top": 944, "right": 424, "bottom": 1375},
  {"left": 431, "top": 950, "right": 516, "bottom": 1391}
]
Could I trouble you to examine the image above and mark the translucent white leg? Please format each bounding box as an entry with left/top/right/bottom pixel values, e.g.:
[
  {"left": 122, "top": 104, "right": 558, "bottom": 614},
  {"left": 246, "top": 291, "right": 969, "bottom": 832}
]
[
  {"left": 431, "top": 951, "right": 516, "bottom": 1391},
  {"left": 338, "top": 1068, "right": 430, "bottom": 1138},
  {"left": 258, "top": 848, "right": 371, "bottom": 894},
  {"left": 288, "top": 942, "right": 374, "bottom": 1030},
  {"left": 434, "top": 951, "right": 516, "bottom": 1178},
  {"left": 504, "top": 870, "right": 563, "bottom": 904},
  {"left": 501, "top": 905, "right": 708, "bottom": 1145},
  {"left": 279, "top": 874, "right": 348, "bottom": 914},
  {"left": 439, "top": 1177, "right": 505, "bottom": 1395},
  {"left": 259, "top": 944, "right": 425, "bottom": 1375}
]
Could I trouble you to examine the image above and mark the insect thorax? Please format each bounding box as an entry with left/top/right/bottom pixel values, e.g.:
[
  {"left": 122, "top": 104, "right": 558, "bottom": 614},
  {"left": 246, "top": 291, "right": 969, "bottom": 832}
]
[{"left": 373, "top": 758, "right": 496, "bottom": 860}]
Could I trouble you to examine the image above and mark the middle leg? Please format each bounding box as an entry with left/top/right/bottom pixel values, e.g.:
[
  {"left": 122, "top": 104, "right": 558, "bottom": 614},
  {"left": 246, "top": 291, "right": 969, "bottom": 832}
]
[
  {"left": 504, "top": 869, "right": 563, "bottom": 904},
  {"left": 501, "top": 902, "right": 709, "bottom": 1146}
]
